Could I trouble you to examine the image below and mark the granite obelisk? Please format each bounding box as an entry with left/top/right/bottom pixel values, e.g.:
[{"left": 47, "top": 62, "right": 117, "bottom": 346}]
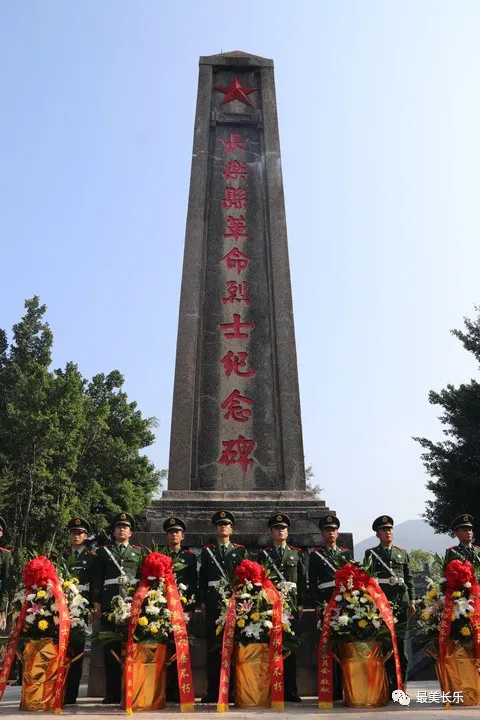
[{"left": 144, "top": 51, "right": 350, "bottom": 550}]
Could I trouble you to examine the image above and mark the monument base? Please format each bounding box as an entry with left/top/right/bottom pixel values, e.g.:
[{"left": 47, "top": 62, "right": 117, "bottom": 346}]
[{"left": 137, "top": 491, "right": 353, "bottom": 551}]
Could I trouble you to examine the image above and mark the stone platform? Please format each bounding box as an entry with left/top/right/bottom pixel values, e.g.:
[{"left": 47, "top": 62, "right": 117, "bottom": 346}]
[
  {"left": 138, "top": 492, "right": 353, "bottom": 551},
  {"left": 1, "top": 681, "right": 475, "bottom": 718}
]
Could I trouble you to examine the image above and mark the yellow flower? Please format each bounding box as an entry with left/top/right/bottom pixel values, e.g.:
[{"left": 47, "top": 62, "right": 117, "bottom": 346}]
[
  {"left": 237, "top": 618, "right": 245, "bottom": 628},
  {"left": 427, "top": 588, "right": 437, "bottom": 599},
  {"left": 358, "top": 620, "right": 368, "bottom": 628},
  {"left": 72, "top": 577, "right": 79, "bottom": 584},
  {"left": 36, "top": 590, "right": 46, "bottom": 599},
  {"left": 282, "top": 623, "right": 290, "bottom": 632},
  {"left": 38, "top": 619, "right": 49, "bottom": 631},
  {"left": 452, "top": 591, "right": 461, "bottom": 598},
  {"left": 150, "top": 625, "right": 159, "bottom": 634},
  {"left": 149, "top": 590, "right": 157, "bottom": 599},
  {"left": 216, "top": 625, "right": 223, "bottom": 636},
  {"left": 180, "top": 596, "right": 187, "bottom": 604},
  {"left": 137, "top": 616, "right": 148, "bottom": 627},
  {"left": 451, "top": 613, "right": 455, "bottom": 621},
  {"left": 62, "top": 581, "right": 72, "bottom": 590},
  {"left": 344, "top": 593, "right": 352, "bottom": 600},
  {"left": 421, "top": 611, "right": 431, "bottom": 621},
  {"left": 460, "top": 626, "right": 471, "bottom": 637},
  {"left": 250, "top": 612, "right": 260, "bottom": 622}
]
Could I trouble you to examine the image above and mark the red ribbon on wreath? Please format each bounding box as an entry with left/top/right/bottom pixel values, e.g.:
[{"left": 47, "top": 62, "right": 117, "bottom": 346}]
[
  {"left": 217, "top": 559, "right": 284, "bottom": 712},
  {"left": 125, "top": 552, "right": 194, "bottom": 714},
  {"left": 318, "top": 563, "right": 403, "bottom": 709},
  {"left": 0, "top": 556, "right": 70, "bottom": 714},
  {"left": 438, "top": 560, "right": 480, "bottom": 706}
]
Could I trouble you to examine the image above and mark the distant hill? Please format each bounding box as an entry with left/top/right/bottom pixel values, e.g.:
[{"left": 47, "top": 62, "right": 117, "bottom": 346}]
[{"left": 354, "top": 519, "right": 452, "bottom": 559}]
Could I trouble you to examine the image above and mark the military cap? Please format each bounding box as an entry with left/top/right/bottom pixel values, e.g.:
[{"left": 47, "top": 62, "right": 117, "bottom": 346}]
[
  {"left": 0, "top": 516, "right": 6, "bottom": 533},
  {"left": 268, "top": 513, "right": 291, "bottom": 529},
  {"left": 319, "top": 514, "right": 340, "bottom": 530},
  {"left": 372, "top": 515, "right": 394, "bottom": 532},
  {"left": 212, "top": 510, "right": 235, "bottom": 526},
  {"left": 67, "top": 517, "right": 91, "bottom": 533},
  {"left": 451, "top": 514, "right": 474, "bottom": 531},
  {"left": 163, "top": 517, "right": 186, "bottom": 533},
  {"left": 111, "top": 511, "right": 135, "bottom": 530}
]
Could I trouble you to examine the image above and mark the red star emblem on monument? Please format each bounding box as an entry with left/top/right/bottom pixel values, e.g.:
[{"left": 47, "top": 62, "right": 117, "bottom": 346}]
[{"left": 215, "top": 77, "right": 257, "bottom": 105}]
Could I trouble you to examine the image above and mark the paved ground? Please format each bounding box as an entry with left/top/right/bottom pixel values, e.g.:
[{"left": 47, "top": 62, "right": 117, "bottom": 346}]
[{"left": 0, "top": 681, "right": 477, "bottom": 718}]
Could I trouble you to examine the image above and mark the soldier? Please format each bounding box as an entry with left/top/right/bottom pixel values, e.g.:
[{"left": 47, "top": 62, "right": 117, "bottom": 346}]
[
  {"left": 160, "top": 516, "right": 198, "bottom": 703},
  {"left": 198, "top": 510, "right": 248, "bottom": 703},
  {"left": 309, "top": 514, "right": 353, "bottom": 701},
  {"left": 363, "top": 515, "right": 415, "bottom": 689},
  {"left": 63, "top": 517, "right": 96, "bottom": 706},
  {"left": 0, "top": 516, "right": 10, "bottom": 632},
  {"left": 260, "top": 513, "right": 306, "bottom": 703},
  {"left": 445, "top": 514, "right": 480, "bottom": 566},
  {"left": 91, "top": 512, "right": 144, "bottom": 704}
]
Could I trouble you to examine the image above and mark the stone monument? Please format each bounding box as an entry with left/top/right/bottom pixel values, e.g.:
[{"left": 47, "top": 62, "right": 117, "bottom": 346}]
[{"left": 142, "top": 51, "right": 352, "bottom": 553}]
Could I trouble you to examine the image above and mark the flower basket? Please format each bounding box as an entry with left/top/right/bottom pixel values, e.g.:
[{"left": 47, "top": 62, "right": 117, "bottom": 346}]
[
  {"left": 0, "top": 557, "right": 71, "bottom": 713},
  {"left": 233, "top": 642, "right": 271, "bottom": 709},
  {"left": 337, "top": 641, "right": 389, "bottom": 708},
  {"left": 123, "top": 552, "right": 194, "bottom": 714},
  {"left": 216, "top": 559, "right": 287, "bottom": 712},
  {"left": 415, "top": 559, "right": 480, "bottom": 707},
  {"left": 20, "top": 639, "right": 63, "bottom": 712},
  {"left": 318, "top": 563, "right": 403, "bottom": 708},
  {"left": 435, "top": 639, "right": 480, "bottom": 706},
  {"left": 121, "top": 644, "right": 170, "bottom": 712}
]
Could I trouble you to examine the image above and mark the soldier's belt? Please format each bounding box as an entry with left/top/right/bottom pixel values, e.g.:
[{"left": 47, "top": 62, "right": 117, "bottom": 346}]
[
  {"left": 77, "top": 583, "right": 90, "bottom": 592},
  {"left": 318, "top": 581, "right": 335, "bottom": 589},
  {"left": 377, "top": 577, "right": 404, "bottom": 586},
  {"left": 104, "top": 577, "right": 139, "bottom": 587},
  {"left": 208, "top": 581, "right": 221, "bottom": 588}
]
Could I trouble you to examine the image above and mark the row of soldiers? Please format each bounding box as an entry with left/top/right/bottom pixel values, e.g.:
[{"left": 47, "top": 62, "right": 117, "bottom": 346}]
[{"left": 0, "top": 509, "right": 478, "bottom": 705}]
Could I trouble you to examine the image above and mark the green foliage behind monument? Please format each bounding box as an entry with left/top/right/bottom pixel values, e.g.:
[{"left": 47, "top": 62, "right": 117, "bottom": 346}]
[
  {"left": 415, "top": 307, "right": 480, "bottom": 537},
  {"left": 0, "top": 297, "right": 159, "bottom": 560}
]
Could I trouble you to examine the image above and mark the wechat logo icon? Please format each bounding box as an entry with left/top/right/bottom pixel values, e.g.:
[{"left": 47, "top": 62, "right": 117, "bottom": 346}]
[{"left": 392, "top": 690, "right": 411, "bottom": 706}]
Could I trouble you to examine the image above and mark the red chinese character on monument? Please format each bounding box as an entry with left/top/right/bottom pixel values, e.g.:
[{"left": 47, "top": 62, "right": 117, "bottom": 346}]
[
  {"left": 219, "top": 313, "right": 255, "bottom": 340},
  {"left": 221, "top": 390, "right": 254, "bottom": 422},
  {"left": 221, "top": 280, "right": 251, "bottom": 305},
  {"left": 223, "top": 160, "right": 248, "bottom": 182},
  {"left": 223, "top": 215, "right": 248, "bottom": 240},
  {"left": 221, "top": 351, "right": 256, "bottom": 377},
  {"left": 221, "top": 247, "right": 251, "bottom": 274},
  {"left": 222, "top": 133, "right": 246, "bottom": 153},
  {"left": 222, "top": 188, "right": 247, "bottom": 210},
  {"left": 218, "top": 435, "right": 256, "bottom": 472}
]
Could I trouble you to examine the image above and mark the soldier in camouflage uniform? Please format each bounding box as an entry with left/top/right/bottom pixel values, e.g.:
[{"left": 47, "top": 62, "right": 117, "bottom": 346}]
[
  {"left": 91, "top": 512, "right": 144, "bottom": 704},
  {"left": 260, "top": 513, "right": 306, "bottom": 703},
  {"left": 160, "top": 516, "right": 198, "bottom": 703},
  {"left": 309, "top": 514, "right": 353, "bottom": 700},
  {"left": 363, "top": 515, "right": 415, "bottom": 689},
  {"left": 198, "top": 510, "right": 248, "bottom": 703},
  {"left": 63, "top": 517, "right": 96, "bottom": 705},
  {"left": 0, "top": 516, "right": 10, "bottom": 632},
  {"left": 445, "top": 514, "right": 480, "bottom": 568}
]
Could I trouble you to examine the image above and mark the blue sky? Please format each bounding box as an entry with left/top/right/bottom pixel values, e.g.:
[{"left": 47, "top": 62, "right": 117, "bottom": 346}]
[{"left": 2, "top": 1, "right": 480, "bottom": 543}]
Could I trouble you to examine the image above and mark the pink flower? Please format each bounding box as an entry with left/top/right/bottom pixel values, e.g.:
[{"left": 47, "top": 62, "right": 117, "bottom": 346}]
[{"left": 26, "top": 602, "right": 43, "bottom": 616}]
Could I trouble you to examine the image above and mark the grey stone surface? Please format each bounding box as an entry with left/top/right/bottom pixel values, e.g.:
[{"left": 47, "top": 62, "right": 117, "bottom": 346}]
[{"left": 162, "top": 50, "right": 345, "bottom": 549}]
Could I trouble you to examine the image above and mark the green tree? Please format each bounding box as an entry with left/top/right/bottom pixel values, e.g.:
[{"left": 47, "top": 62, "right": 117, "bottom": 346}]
[
  {"left": 306, "top": 464, "right": 322, "bottom": 498},
  {"left": 0, "top": 297, "right": 159, "bottom": 555},
  {"left": 414, "top": 308, "right": 480, "bottom": 537},
  {"left": 409, "top": 549, "right": 433, "bottom": 572}
]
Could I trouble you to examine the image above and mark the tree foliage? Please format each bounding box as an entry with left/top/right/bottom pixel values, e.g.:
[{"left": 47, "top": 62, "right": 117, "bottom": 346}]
[
  {"left": 306, "top": 464, "right": 323, "bottom": 498},
  {"left": 0, "top": 297, "right": 159, "bottom": 556},
  {"left": 414, "top": 308, "right": 480, "bottom": 537}
]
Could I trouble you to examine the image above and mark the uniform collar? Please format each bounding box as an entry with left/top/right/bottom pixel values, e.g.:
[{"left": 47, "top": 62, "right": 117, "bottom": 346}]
[{"left": 71, "top": 546, "right": 85, "bottom": 555}]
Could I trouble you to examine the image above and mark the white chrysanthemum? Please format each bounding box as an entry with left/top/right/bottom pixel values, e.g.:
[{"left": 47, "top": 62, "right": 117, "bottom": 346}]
[
  {"left": 335, "top": 594, "right": 342, "bottom": 602},
  {"left": 338, "top": 615, "right": 349, "bottom": 626}
]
